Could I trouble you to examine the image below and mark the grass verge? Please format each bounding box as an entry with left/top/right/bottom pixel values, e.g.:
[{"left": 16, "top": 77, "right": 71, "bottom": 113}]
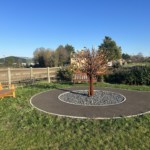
[{"left": 0, "top": 82, "right": 150, "bottom": 149}]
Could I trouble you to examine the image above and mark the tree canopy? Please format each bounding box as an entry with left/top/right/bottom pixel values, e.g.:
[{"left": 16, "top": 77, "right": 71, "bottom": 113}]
[
  {"left": 55, "top": 44, "right": 75, "bottom": 66},
  {"left": 33, "top": 48, "right": 54, "bottom": 67},
  {"left": 76, "top": 48, "right": 107, "bottom": 96},
  {"left": 33, "top": 44, "right": 74, "bottom": 67},
  {"left": 98, "top": 36, "right": 122, "bottom": 61},
  {"left": 122, "top": 53, "right": 131, "bottom": 60}
]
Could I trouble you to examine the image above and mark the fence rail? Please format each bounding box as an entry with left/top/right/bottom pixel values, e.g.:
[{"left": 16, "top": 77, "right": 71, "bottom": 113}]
[{"left": 0, "top": 67, "right": 60, "bottom": 85}]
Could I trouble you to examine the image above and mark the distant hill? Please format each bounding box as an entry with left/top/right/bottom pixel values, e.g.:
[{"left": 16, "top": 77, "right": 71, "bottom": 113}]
[{"left": 0, "top": 56, "right": 33, "bottom": 66}]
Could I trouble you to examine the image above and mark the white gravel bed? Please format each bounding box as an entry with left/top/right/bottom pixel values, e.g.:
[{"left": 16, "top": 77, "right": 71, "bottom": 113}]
[{"left": 58, "top": 90, "right": 126, "bottom": 106}]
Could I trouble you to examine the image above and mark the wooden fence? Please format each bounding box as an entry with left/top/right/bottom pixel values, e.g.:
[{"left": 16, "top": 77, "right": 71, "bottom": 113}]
[{"left": 0, "top": 67, "right": 60, "bottom": 85}]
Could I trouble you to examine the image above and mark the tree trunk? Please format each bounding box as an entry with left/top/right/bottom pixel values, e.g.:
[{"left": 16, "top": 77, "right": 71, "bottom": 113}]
[{"left": 88, "top": 75, "right": 94, "bottom": 96}]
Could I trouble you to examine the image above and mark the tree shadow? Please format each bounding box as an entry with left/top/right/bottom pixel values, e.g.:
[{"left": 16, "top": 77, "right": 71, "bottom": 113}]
[{"left": 56, "top": 87, "right": 88, "bottom": 97}]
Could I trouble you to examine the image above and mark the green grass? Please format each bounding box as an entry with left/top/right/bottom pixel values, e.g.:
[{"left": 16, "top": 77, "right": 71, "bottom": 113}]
[
  {"left": 95, "top": 82, "right": 150, "bottom": 91},
  {"left": 0, "top": 82, "right": 150, "bottom": 150},
  {"left": 123, "top": 62, "right": 150, "bottom": 67}
]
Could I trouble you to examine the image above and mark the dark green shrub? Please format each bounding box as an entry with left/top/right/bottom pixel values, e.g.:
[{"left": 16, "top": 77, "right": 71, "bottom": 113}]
[
  {"left": 96, "top": 75, "right": 104, "bottom": 82},
  {"left": 125, "top": 66, "right": 150, "bottom": 85},
  {"left": 104, "top": 66, "right": 150, "bottom": 85},
  {"left": 104, "top": 67, "right": 129, "bottom": 84},
  {"left": 112, "top": 61, "right": 121, "bottom": 69},
  {"left": 57, "top": 66, "right": 73, "bottom": 81}
]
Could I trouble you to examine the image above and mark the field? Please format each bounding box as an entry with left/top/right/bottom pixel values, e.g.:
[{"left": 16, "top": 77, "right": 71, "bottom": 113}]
[{"left": 0, "top": 82, "right": 150, "bottom": 150}]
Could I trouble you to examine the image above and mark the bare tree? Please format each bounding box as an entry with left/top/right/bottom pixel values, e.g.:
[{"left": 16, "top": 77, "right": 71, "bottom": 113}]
[{"left": 76, "top": 48, "right": 107, "bottom": 96}]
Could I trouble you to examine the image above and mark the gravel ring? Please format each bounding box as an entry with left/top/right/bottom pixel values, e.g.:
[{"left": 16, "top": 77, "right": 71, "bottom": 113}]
[{"left": 58, "top": 90, "right": 126, "bottom": 106}]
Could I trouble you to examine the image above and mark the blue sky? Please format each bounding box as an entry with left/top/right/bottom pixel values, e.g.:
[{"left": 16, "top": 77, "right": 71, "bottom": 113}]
[{"left": 0, "top": 0, "right": 150, "bottom": 58}]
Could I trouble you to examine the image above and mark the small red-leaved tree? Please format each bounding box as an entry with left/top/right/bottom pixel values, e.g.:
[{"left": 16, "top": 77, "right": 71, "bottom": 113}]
[{"left": 76, "top": 48, "right": 107, "bottom": 96}]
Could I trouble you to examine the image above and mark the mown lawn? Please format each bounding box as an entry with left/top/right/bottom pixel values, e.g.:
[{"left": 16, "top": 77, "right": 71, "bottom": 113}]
[{"left": 0, "top": 82, "right": 150, "bottom": 150}]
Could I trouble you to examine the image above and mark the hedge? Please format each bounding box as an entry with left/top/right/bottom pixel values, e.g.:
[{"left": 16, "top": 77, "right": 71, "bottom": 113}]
[{"left": 104, "top": 66, "right": 150, "bottom": 85}]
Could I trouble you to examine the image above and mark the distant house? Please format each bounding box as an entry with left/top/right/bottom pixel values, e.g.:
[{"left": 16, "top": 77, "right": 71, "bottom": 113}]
[
  {"left": 108, "top": 59, "right": 124, "bottom": 67},
  {"left": 107, "top": 61, "right": 113, "bottom": 67},
  {"left": 70, "top": 51, "right": 86, "bottom": 68}
]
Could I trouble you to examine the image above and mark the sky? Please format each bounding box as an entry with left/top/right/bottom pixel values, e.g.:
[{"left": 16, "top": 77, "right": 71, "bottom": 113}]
[{"left": 0, "top": 0, "right": 150, "bottom": 58}]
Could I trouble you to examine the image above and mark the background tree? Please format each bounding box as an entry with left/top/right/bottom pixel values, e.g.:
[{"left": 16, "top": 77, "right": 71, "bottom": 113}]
[
  {"left": 33, "top": 44, "right": 74, "bottom": 67},
  {"left": 77, "top": 48, "right": 107, "bottom": 96},
  {"left": 145, "top": 57, "right": 150, "bottom": 62},
  {"left": 54, "top": 44, "right": 75, "bottom": 66},
  {"left": 49, "top": 51, "right": 55, "bottom": 67},
  {"left": 98, "top": 36, "right": 122, "bottom": 61},
  {"left": 33, "top": 48, "right": 45, "bottom": 67},
  {"left": 33, "top": 48, "right": 54, "bottom": 67},
  {"left": 55, "top": 45, "right": 68, "bottom": 66},
  {"left": 131, "top": 52, "right": 144, "bottom": 63},
  {"left": 65, "top": 44, "right": 75, "bottom": 64},
  {"left": 122, "top": 53, "right": 131, "bottom": 60}
]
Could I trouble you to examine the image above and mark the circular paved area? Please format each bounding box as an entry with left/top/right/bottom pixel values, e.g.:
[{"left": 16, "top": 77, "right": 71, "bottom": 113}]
[{"left": 30, "top": 87, "right": 150, "bottom": 119}]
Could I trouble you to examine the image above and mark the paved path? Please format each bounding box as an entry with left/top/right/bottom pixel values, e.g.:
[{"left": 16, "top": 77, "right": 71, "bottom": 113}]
[{"left": 30, "top": 87, "right": 150, "bottom": 119}]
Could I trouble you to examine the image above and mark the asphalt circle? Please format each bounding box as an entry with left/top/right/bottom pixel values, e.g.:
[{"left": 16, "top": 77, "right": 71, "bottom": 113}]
[{"left": 30, "top": 87, "right": 150, "bottom": 119}]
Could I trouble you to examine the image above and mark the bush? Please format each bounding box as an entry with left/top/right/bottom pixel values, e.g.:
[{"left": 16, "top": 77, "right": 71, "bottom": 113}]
[
  {"left": 104, "top": 66, "right": 150, "bottom": 85},
  {"left": 112, "top": 61, "right": 121, "bottom": 69},
  {"left": 96, "top": 75, "right": 104, "bottom": 82},
  {"left": 57, "top": 66, "right": 73, "bottom": 82}
]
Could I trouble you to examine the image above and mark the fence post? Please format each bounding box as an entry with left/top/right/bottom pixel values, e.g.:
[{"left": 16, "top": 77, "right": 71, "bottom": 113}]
[
  {"left": 8, "top": 68, "right": 11, "bottom": 88},
  {"left": 30, "top": 67, "right": 33, "bottom": 79},
  {"left": 47, "top": 67, "right": 50, "bottom": 83}
]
